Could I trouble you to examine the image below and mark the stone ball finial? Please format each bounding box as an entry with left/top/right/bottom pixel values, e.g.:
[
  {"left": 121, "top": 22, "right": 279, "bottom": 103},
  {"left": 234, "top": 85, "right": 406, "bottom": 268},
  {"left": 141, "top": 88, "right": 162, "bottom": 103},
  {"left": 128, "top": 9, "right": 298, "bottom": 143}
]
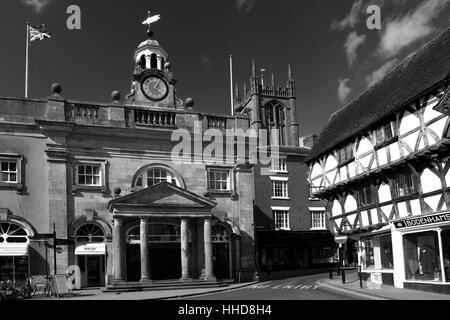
[
  {"left": 51, "top": 83, "right": 62, "bottom": 95},
  {"left": 164, "top": 62, "right": 171, "bottom": 70},
  {"left": 113, "top": 187, "right": 122, "bottom": 196},
  {"left": 185, "top": 98, "right": 194, "bottom": 109},
  {"left": 234, "top": 104, "right": 243, "bottom": 113},
  {"left": 111, "top": 90, "right": 121, "bottom": 102}
]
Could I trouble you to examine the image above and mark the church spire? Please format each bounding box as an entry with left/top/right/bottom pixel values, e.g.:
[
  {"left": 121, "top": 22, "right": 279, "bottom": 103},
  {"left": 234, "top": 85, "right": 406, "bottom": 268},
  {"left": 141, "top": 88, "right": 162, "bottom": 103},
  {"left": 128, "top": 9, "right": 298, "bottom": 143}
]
[
  {"left": 251, "top": 60, "right": 256, "bottom": 78},
  {"left": 288, "top": 64, "right": 293, "bottom": 81},
  {"left": 271, "top": 73, "right": 275, "bottom": 87}
]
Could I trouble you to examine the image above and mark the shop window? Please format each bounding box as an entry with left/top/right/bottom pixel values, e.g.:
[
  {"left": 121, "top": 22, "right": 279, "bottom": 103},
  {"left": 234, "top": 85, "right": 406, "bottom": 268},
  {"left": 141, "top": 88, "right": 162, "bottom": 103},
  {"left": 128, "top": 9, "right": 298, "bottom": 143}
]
[
  {"left": 442, "top": 230, "right": 450, "bottom": 282},
  {"left": 393, "top": 172, "right": 415, "bottom": 198},
  {"left": 404, "top": 231, "right": 441, "bottom": 282},
  {"left": 362, "top": 239, "right": 375, "bottom": 269},
  {"left": 380, "top": 235, "right": 394, "bottom": 269},
  {"left": 208, "top": 169, "right": 231, "bottom": 192}
]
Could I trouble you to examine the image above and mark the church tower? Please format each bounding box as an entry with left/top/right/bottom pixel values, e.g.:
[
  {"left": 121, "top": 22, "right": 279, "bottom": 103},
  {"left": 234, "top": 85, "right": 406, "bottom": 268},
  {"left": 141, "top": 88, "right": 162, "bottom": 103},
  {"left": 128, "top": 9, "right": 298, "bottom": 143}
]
[
  {"left": 125, "top": 12, "right": 184, "bottom": 109},
  {"left": 234, "top": 62, "right": 299, "bottom": 147}
]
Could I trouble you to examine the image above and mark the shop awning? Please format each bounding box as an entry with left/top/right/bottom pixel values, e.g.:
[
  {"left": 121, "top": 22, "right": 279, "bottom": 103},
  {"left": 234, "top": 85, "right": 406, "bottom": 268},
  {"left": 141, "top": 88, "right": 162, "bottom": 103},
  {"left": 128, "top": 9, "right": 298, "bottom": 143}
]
[
  {"left": 0, "top": 244, "right": 29, "bottom": 256},
  {"left": 75, "top": 243, "right": 106, "bottom": 255}
]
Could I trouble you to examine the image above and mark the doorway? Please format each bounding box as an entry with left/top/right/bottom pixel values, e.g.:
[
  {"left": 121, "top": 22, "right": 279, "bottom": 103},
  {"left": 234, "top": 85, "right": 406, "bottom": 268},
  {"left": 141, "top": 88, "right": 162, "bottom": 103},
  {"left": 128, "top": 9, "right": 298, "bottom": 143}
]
[
  {"left": 213, "top": 243, "right": 230, "bottom": 280},
  {"left": 78, "top": 255, "right": 105, "bottom": 287}
]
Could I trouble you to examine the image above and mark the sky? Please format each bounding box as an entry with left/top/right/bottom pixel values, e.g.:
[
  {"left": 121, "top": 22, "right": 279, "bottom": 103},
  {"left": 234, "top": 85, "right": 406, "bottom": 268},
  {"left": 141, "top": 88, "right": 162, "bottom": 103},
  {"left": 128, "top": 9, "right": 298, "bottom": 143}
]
[{"left": 0, "top": 0, "right": 449, "bottom": 138}]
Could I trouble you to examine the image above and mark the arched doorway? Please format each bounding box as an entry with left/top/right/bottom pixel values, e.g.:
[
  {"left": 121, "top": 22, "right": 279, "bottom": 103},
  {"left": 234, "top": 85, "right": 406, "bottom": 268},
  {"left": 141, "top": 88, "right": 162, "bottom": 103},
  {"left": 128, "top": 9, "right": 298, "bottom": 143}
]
[
  {"left": 126, "top": 223, "right": 191, "bottom": 281},
  {"left": 74, "top": 223, "right": 106, "bottom": 288},
  {"left": 212, "top": 224, "right": 232, "bottom": 280},
  {"left": 0, "top": 222, "right": 30, "bottom": 282}
]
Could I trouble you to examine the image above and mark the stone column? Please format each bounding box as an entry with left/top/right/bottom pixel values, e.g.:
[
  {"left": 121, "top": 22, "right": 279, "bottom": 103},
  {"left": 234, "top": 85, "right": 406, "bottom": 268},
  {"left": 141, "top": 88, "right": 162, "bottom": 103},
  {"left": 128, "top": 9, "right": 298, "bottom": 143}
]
[
  {"left": 157, "top": 56, "right": 163, "bottom": 70},
  {"left": 113, "top": 217, "right": 123, "bottom": 281},
  {"left": 204, "top": 218, "right": 216, "bottom": 280},
  {"left": 140, "top": 218, "right": 150, "bottom": 282},
  {"left": 181, "top": 218, "right": 190, "bottom": 280}
]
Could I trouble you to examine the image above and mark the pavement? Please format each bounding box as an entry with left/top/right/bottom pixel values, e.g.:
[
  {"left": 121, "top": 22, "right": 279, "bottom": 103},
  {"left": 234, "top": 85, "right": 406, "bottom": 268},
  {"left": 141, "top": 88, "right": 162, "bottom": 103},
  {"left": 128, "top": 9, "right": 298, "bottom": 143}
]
[
  {"left": 31, "top": 269, "right": 450, "bottom": 300},
  {"left": 318, "top": 270, "right": 450, "bottom": 300}
]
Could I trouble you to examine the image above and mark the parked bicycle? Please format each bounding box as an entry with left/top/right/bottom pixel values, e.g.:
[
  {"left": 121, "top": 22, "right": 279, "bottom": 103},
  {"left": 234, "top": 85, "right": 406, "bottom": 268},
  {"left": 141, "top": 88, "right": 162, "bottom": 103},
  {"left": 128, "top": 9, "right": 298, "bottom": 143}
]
[{"left": 0, "top": 274, "right": 36, "bottom": 300}]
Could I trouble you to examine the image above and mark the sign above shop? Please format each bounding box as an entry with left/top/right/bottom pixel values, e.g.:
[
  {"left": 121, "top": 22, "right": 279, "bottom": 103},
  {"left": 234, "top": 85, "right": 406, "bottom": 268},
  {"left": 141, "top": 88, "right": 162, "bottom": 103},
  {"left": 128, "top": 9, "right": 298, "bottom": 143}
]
[
  {"left": 75, "top": 243, "right": 106, "bottom": 255},
  {"left": 0, "top": 243, "right": 29, "bottom": 257},
  {"left": 394, "top": 212, "right": 450, "bottom": 229}
]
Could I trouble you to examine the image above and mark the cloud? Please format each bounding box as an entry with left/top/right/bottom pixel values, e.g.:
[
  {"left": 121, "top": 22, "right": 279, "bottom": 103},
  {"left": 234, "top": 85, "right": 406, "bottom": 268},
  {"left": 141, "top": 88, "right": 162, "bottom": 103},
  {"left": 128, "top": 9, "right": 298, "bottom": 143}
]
[
  {"left": 344, "top": 31, "right": 367, "bottom": 67},
  {"left": 21, "top": 0, "right": 53, "bottom": 13},
  {"left": 235, "top": 0, "right": 257, "bottom": 12},
  {"left": 331, "top": 0, "right": 364, "bottom": 31},
  {"left": 338, "top": 78, "right": 352, "bottom": 104},
  {"left": 201, "top": 55, "right": 211, "bottom": 70},
  {"left": 365, "top": 59, "right": 399, "bottom": 87},
  {"left": 377, "top": 0, "right": 450, "bottom": 58}
]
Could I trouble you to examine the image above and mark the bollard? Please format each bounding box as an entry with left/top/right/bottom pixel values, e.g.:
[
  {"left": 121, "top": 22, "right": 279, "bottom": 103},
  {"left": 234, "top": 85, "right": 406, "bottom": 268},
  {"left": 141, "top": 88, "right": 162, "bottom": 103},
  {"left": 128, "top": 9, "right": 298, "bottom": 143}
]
[
  {"left": 359, "top": 265, "right": 363, "bottom": 289},
  {"left": 329, "top": 268, "right": 333, "bottom": 280},
  {"left": 337, "top": 265, "right": 341, "bottom": 276},
  {"left": 341, "top": 269, "right": 346, "bottom": 284}
]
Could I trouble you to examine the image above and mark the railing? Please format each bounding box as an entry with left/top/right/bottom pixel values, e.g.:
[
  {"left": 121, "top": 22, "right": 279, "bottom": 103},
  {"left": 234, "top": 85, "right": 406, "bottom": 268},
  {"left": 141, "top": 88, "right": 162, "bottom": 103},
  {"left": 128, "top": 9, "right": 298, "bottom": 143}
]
[
  {"left": 261, "top": 86, "right": 291, "bottom": 98},
  {"left": 67, "top": 103, "right": 100, "bottom": 120},
  {"left": 133, "top": 109, "right": 176, "bottom": 128},
  {"left": 207, "top": 116, "right": 227, "bottom": 129}
]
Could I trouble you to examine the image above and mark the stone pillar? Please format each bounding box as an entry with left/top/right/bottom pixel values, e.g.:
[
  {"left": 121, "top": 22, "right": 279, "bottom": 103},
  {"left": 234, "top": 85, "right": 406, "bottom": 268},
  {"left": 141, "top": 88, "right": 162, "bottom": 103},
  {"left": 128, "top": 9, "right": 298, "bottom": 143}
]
[
  {"left": 113, "top": 217, "right": 123, "bottom": 281},
  {"left": 181, "top": 218, "right": 190, "bottom": 280},
  {"left": 157, "top": 56, "right": 163, "bottom": 70},
  {"left": 140, "top": 218, "right": 150, "bottom": 282},
  {"left": 145, "top": 55, "right": 151, "bottom": 69},
  {"left": 204, "top": 218, "right": 216, "bottom": 280}
]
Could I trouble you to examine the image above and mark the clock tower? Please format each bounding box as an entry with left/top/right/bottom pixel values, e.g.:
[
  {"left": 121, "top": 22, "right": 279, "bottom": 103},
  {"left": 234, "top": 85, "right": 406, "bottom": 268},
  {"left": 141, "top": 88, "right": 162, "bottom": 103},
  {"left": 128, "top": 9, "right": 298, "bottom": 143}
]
[{"left": 126, "top": 12, "right": 185, "bottom": 109}]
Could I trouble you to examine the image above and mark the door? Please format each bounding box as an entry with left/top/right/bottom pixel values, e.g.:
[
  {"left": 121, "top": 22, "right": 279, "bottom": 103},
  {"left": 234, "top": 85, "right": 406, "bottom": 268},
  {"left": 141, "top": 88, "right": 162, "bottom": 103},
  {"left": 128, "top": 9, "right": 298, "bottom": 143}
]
[
  {"left": 150, "top": 243, "right": 181, "bottom": 280},
  {"left": 213, "top": 243, "right": 230, "bottom": 280},
  {"left": 86, "top": 256, "right": 101, "bottom": 287}
]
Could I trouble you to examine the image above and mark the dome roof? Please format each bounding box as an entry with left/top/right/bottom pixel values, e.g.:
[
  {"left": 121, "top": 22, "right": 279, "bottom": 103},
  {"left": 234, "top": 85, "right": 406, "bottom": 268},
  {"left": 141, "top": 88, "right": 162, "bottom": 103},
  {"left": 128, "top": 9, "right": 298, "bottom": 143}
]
[{"left": 138, "top": 39, "right": 160, "bottom": 48}]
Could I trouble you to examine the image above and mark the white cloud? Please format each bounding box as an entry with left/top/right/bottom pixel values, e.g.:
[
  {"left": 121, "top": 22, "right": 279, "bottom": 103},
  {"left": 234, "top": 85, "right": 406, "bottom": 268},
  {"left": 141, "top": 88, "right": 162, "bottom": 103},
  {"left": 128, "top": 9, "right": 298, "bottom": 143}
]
[
  {"left": 338, "top": 78, "right": 352, "bottom": 104},
  {"left": 377, "top": 0, "right": 450, "bottom": 58},
  {"left": 365, "top": 59, "right": 399, "bottom": 87},
  {"left": 331, "top": 0, "right": 364, "bottom": 31},
  {"left": 344, "top": 31, "right": 367, "bottom": 67},
  {"left": 21, "top": 0, "right": 53, "bottom": 13},
  {"left": 235, "top": 0, "right": 257, "bottom": 13}
]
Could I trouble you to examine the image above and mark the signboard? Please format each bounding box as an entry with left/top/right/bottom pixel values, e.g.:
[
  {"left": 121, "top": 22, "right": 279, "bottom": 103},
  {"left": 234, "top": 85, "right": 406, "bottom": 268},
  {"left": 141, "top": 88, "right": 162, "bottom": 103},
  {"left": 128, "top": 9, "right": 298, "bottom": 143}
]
[
  {"left": 0, "top": 243, "right": 29, "bottom": 256},
  {"left": 334, "top": 235, "right": 348, "bottom": 244},
  {"left": 394, "top": 212, "right": 450, "bottom": 229},
  {"left": 52, "top": 274, "right": 70, "bottom": 297},
  {"left": 75, "top": 243, "right": 106, "bottom": 255}
]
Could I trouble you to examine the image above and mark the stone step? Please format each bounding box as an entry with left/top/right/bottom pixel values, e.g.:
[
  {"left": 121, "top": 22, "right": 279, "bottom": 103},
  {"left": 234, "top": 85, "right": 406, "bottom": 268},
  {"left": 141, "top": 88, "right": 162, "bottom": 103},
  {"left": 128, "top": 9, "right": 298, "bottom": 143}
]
[{"left": 103, "top": 279, "right": 234, "bottom": 293}]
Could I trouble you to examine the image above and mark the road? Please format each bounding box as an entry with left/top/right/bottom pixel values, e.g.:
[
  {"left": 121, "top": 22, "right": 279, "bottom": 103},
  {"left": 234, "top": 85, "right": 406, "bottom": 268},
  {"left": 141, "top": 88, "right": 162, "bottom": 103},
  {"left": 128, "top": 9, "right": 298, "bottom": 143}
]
[{"left": 182, "top": 272, "right": 363, "bottom": 300}]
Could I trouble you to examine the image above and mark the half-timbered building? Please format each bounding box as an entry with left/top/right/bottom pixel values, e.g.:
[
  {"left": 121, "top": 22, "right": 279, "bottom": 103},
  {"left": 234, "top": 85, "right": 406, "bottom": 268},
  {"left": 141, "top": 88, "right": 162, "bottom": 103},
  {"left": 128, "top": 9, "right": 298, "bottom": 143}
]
[{"left": 306, "top": 27, "right": 450, "bottom": 293}]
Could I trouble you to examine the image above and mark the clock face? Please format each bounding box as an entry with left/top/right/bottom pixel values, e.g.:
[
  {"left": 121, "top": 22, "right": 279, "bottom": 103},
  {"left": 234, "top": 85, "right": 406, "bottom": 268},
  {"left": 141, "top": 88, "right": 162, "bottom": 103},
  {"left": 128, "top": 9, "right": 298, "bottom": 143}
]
[{"left": 141, "top": 76, "right": 169, "bottom": 101}]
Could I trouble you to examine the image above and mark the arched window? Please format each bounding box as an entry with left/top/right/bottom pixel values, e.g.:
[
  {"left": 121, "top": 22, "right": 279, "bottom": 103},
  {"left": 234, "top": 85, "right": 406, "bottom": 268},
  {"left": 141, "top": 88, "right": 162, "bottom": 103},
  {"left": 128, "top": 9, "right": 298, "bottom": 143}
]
[
  {"left": 75, "top": 224, "right": 105, "bottom": 243},
  {"left": 262, "top": 102, "right": 287, "bottom": 146},
  {"left": 0, "top": 222, "right": 28, "bottom": 244},
  {"left": 150, "top": 53, "right": 158, "bottom": 69},
  {"left": 138, "top": 55, "right": 146, "bottom": 69},
  {"left": 133, "top": 165, "right": 183, "bottom": 189},
  {"left": 212, "top": 224, "right": 231, "bottom": 243}
]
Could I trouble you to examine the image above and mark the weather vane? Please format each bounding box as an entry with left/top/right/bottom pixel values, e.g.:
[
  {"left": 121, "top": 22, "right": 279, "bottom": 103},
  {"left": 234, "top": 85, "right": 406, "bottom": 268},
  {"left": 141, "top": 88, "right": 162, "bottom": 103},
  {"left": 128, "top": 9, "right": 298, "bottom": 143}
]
[{"left": 142, "top": 11, "right": 161, "bottom": 39}]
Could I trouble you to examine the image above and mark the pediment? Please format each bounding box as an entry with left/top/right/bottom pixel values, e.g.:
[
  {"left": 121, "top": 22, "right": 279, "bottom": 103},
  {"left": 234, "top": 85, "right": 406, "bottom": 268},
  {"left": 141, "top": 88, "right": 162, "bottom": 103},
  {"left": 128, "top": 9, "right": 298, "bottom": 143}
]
[{"left": 108, "top": 183, "right": 216, "bottom": 212}]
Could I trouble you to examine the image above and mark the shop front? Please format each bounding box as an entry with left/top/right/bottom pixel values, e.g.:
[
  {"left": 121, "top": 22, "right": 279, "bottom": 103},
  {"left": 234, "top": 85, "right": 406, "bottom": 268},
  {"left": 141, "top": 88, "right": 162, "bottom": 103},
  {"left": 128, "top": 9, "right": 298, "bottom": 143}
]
[
  {"left": 0, "top": 222, "right": 30, "bottom": 283},
  {"left": 392, "top": 212, "right": 450, "bottom": 293},
  {"left": 356, "top": 228, "right": 395, "bottom": 286}
]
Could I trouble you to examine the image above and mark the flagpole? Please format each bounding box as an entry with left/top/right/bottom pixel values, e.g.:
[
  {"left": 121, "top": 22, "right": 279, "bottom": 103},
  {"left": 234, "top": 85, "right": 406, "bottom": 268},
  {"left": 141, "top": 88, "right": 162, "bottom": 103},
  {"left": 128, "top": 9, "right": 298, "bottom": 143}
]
[
  {"left": 229, "top": 54, "right": 234, "bottom": 116},
  {"left": 25, "top": 22, "right": 29, "bottom": 98}
]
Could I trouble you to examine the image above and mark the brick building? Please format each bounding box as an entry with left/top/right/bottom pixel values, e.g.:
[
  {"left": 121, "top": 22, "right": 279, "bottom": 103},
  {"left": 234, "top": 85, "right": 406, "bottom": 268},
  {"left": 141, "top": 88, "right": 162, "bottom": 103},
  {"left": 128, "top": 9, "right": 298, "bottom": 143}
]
[{"left": 233, "top": 64, "right": 336, "bottom": 273}]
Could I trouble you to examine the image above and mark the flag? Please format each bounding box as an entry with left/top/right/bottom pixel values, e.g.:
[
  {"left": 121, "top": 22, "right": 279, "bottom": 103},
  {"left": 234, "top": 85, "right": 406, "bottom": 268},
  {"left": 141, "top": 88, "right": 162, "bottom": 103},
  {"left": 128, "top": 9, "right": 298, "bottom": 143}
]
[
  {"left": 142, "top": 13, "right": 161, "bottom": 25},
  {"left": 29, "top": 24, "right": 52, "bottom": 43}
]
